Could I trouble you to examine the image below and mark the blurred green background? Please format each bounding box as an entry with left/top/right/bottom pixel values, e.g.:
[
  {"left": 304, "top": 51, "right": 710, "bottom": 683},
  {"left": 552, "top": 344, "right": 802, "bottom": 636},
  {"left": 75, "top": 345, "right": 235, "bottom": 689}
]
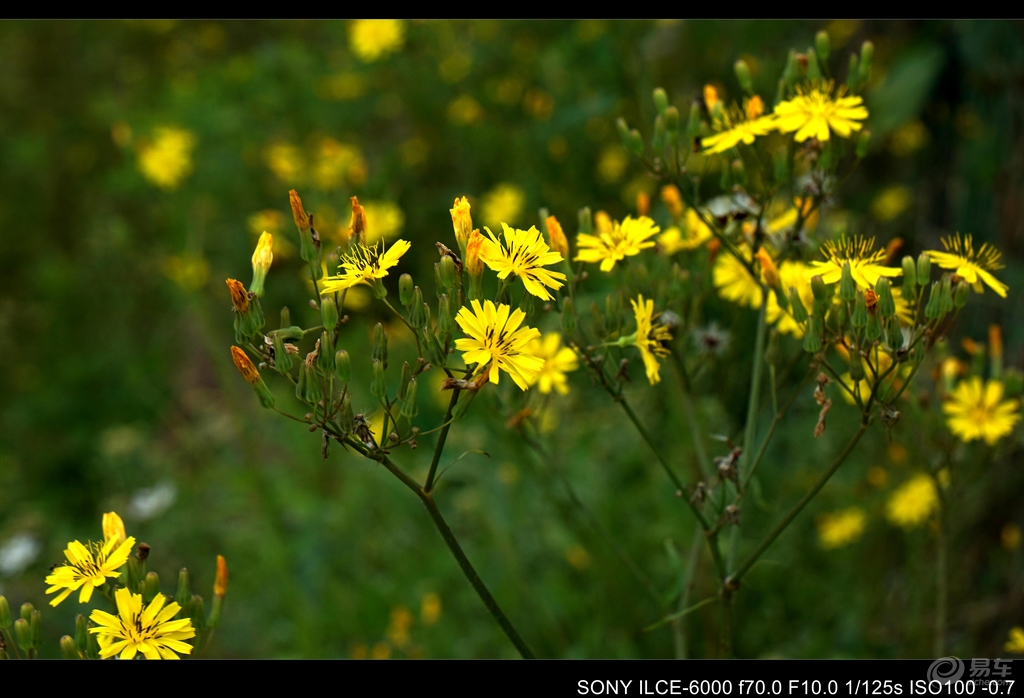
[{"left": 1, "top": 20, "right": 1021, "bottom": 658}]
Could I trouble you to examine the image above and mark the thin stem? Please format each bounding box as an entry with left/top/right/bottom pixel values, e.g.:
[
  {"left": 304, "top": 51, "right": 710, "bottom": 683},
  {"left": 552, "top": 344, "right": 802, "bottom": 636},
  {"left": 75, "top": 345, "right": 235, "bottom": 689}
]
[
  {"left": 3, "top": 627, "right": 21, "bottom": 659},
  {"left": 728, "top": 422, "right": 869, "bottom": 586},
  {"left": 424, "top": 388, "right": 460, "bottom": 492},
  {"left": 673, "top": 527, "right": 705, "bottom": 659},
  {"left": 420, "top": 493, "right": 536, "bottom": 658},
  {"left": 933, "top": 476, "right": 948, "bottom": 658},
  {"left": 670, "top": 349, "right": 714, "bottom": 480},
  {"left": 739, "top": 301, "right": 768, "bottom": 484}
]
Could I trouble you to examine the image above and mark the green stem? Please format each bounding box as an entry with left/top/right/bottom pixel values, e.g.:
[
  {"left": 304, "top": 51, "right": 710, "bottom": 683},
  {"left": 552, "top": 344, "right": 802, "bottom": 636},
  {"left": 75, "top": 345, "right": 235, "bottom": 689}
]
[
  {"left": 739, "top": 300, "right": 768, "bottom": 484},
  {"left": 424, "top": 388, "right": 460, "bottom": 492},
  {"left": 2, "top": 627, "right": 21, "bottom": 659},
  {"left": 670, "top": 349, "right": 714, "bottom": 480},
  {"left": 727, "top": 422, "right": 869, "bottom": 586},
  {"left": 739, "top": 368, "right": 815, "bottom": 495},
  {"left": 420, "top": 493, "right": 536, "bottom": 658},
  {"left": 933, "top": 477, "right": 948, "bottom": 658},
  {"left": 674, "top": 527, "right": 705, "bottom": 659}
]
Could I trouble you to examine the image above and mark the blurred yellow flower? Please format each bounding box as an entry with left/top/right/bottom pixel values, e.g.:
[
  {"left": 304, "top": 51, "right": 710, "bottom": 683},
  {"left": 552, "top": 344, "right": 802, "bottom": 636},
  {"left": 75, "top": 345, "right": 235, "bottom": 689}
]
[
  {"left": 886, "top": 474, "right": 938, "bottom": 529},
  {"left": 701, "top": 105, "right": 776, "bottom": 154},
  {"left": 371, "top": 641, "right": 392, "bottom": 659},
  {"left": 1005, "top": 627, "right": 1024, "bottom": 654},
  {"left": 349, "top": 20, "right": 405, "bottom": 63},
  {"left": 265, "top": 142, "right": 305, "bottom": 184},
  {"left": 448, "top": 94, "right": 484, "bottom": 125},
  {"left": 248, "top": 209, "right": 286, "bottom": 236},
  {"left": 773, "top": 83, "right": 868, "bottom": 142},
  {"left": 526, "top": 333, "right": 578, "bottom": 395},
  {"left": 313, "top": 138, "right": 365, "bottom": 190},
  {"left": 926, "top": 233, "right": 1008, "bottom": 298},
  {"left": 596, "top": 144, "right": 629, "bottom": 183},
  {"left": 889, "top": 120, "right": 929, "bottom": 157},
  {"left": 163, "top": 254, "right": 210, "bottom": 291},
  {"left": 318, "top": 71, "right": 367, "bottom": 101},
  {"left": 565, "top": 544, "right": 592, "bottom": 571},
  {"left": 387, "top": 606, "right": 413, "bottom": 649},
  {"left": 816, "top": 507, "right": 867, "bottom": 549},
  {"left": 421, "top": 593, "right": 442, "bottom": 626},
  {"left": 576, "top": 216, "right": 659, "bottom": 272},
  {"left": 361, "top": 201, "right": 405, "bottom": 244},
  {"left": 808, "top": 236, "right": 901, "bottom": 290},
  {"left": 713, "top": 248, "right": 811, "bottom": 336},
  {"left": 137, "top": 127, "right": 195, "bottom": 189},
  {"left": 658, "top": 209, "right": 713, "bottom": 254},
  {"left": 1002, "top": 523, "right": 1022, "bottom": 551},
  {"left": 871, "top": 185, "right": 912, "bottom": 222},
  {"left": 90, "top": 588, "right": 195, "bottom": 660},
  {"left": 480, "top": 183, "right": 525, "bottom": 230},
  {"left": 943, "top": 377, "right": 1020, "bottom": 445}
]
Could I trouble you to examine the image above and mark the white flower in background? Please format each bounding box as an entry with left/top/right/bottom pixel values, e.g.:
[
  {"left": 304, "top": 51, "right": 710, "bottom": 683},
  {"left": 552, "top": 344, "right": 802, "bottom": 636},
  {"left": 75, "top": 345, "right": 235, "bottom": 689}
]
[
  {"left": 0, "top": 532, "right": 41, "bottom": 577},
  {"left": 128, "top": 482, "right": 177, "bottom": 520}
]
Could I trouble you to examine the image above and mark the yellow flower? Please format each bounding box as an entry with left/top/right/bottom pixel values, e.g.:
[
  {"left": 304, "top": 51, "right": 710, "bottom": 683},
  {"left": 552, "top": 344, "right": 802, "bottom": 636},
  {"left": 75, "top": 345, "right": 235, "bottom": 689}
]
[
  {"left": 713, "top": 248, "right": 812, "bottom": 337},
  {"left": 102, "top": 512, "right": 126, "bottom": 546},
  {"left": 45, "top": 535, "right": 136, "bottom": 606},
  {"left": 349, "top": 20, "right": 405, "bottom": 63},
  {"left": 885, "top": 474, "right": 938, "bottom": 529},
  {"left": 701, "top": 100, "right": 777, "bottom": 154},
  {"left": 925, "top": 233, "right": 1008, "bottom": 298},
  {"left": 320, "top": 239, "right": 411, "bottom": 295},
  {"left": 817, "top": 507, "right": 867, "bottom": 549},
  {"left": 808, "top": 236, "right": 902, "bottom": 289},
  {"left": 479, "top": 223, "right": 566, "bottom": 301},
  {"left": 250, "top": 231, "right": 273, "bottom": 297},
  {"left": 1006, "top": 627, "right": 1024, "bottom": 654},
  {"left": 454, "top": 300, "right": 544, "bottom": 390},
  {"left": 658, "top": 209, "right": 712, "bottom": 254},
  {"left": 421, "top": 592, "right": 442, "bottom": 626},
  {"left": 361, "top": 201, "right": 405, "bottom": 244},
  {"left": 137, "top": 127, "right": 196, "bottom": 189},
  {"left": 526, "top": 333, "right": 579, "bottom": 395},
  {"left": 450, "top": 196, "right": 473, "bottom": 252},
  {"left": 626, "top": 294, "right": 673, "bottom": 385},
  {"left": 90, "top": 588, "right": 195, "bottom": 660},
  {"left": 480, "top": 183, "right": 526, "bottom": 230},
  {"left": 773, "top": 83, "right": 868, "bottom": 142},
  {"left": 661, "top": 184, "right": 684, "bottom": 218},
  {"left": 943, "top": 377, "right": 1020, "bottom": 445},
  {"left": 575, "top": 216, "right": 660, "bottom": 272}
]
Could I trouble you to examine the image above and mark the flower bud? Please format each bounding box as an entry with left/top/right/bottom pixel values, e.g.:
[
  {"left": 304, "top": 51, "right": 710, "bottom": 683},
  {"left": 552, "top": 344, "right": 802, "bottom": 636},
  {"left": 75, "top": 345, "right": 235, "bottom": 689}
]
[
  {"left": 859, "top": 41, "right": 874, "bottom": 84},
  {"left": 900, "top": 256, "right": 917, "bottom": 297},
  {"left": 665, "top": 105, "right": 680, "bottom": 134},
  {"left": 687, "top": 102, "right": 702, "bottom": 139},
  {"left": 143, "top": 571, "right": 160, "bottom": 604},
  {"left": 755, "top": 248, "right": 780, "bottom": 289},
  {"left": 450, "top": 196, "right": 473, "bottom": 256},
  {"left": 856, "top": 130, "right": 871, "bottom": 159},
  {"left": 577, "top": 206, "right": 594, "bottom": 235},
  {"left": 337, "top": 392, "right": 354, "bottom": 436},
  {"left": 917, "top": 253, "right": 931, "bottom": 284},
  {"left": 371, "top": 359, "right": 388, "bottom": 399},
  {"left": 847, "top": 53, "right": 860, "bottom": 91},
  {"left": 175, "top": 567, "right": 192, "bottom": 609},
  {"left": 734, "top": 59, "right": 753, "bottom": 94},
  {"left": 465, "top": 231, "right": 485, "bottom": 300},
  {"left": 628, "top": 128, "right": 644, "bottom": 156},
  {"left": 834, "top": 265, "right": 854, "bottom": 303},
  {"left": 18, "top": 603, "right": 32, "bottom": 625},
  {"left": 372, "top": 323, "right": 389, "bottom": 370},
  {"left": 250, "top": 232, "right": 273, "bottom": 297},
  {"left": 925, "top": 280, "right": 942, "bottom": 319},
  {"left": 231, "top": 346, "right": 275, "bottom": 409},
  {"left": 954, "top": 280, "right": 969, "bottom": 308},
  {"left": 321, "top": 295, "right": 338, "bottom": 330},
  {"left": 439, "top": 254, "right": 457, "bottom": 292},
  {"left": 616, "top": 117, "right": 630, "bottom": 147},
  {"left": 544, "top": 215, "right": 569, "bottom": 257},
  {"left": 30, "top": 610, "right": 41, "bottom": 648},
  {"left": 273, "top": 333, "right": 293, "bottom": 373},
  {"left": 816, "top": 30, "right": 831, "bottom": 63},
  {"left": 784, "top": 49, "right": 799, "bottom": 86},
  {"left": 836, "top": 303, "right": 849, "bottom": 332},
  {"left": 652, "top": 115, "right": 667, "bottom": 151},
  {"left": 398, "top": 361, "right": 413, "bottom": 401},
  {"left": 784, "top": 288, "right": 807, "bottom": 323},
  {"left": 348, "top": 196, "right": 367, "bottom": 248},
  {"left": 14, "top": 619, "right": 31, "bottom": 652},
  {"left": 302, "top": 357, "right": 323, "bottom": 405},
  {"left": 290, "top": 190, "right": 317, "bottom": 262},
  {"left": 806, "top": 48, "right": 821, "bottom": 81},
  {"left": 875, "top": 277, "right": 895, "bottom": 318},
  {"left": 939, "top": 275, "right": 954, "bottom": 314},
  {"left": 335, "top": 349, "right": 351, "bottom": 383},
  {"left": 317, "top": 331, "right": 335, "bottom": 373},
  {"left": 59, "top": 634, "right": 79, "bottom": 659},
  {"left": 212, "top": 554, "right": 228, "bottom": 599},
  {"left": 562, "top": 297, "right": 577, "bottom": 333},
  {"left": 519, "top": 291, "right": 535, "bottom": 316},
  {"left": 401, "top": 378, "right": 419, "bottom": 418},
  {"left": 852, "top": 290, "right": 869, "bottom": 328},
  {"left": 653, "top": 87, "right": 669, "bottom": 116},
  {"left": 811, "top": 275, "right": 829, "bottom": 303},
  {"left": 452, "top": 389, "right": 476, "bottom": 419},
  {"left": 849, "top": 353, "right": 865, "bottom": 381},
  {"left": 887, "top": 317, "right": 904, "bottom": 352},
  {"left": 399, "top": 274, "right": 415, "bottom": 307},
  {"left": 295, "top": 360, "right": 308, "bottom": 401},
  {"left": 425, "top": 327, "right": 447, "bottom": 367},
  {"left": 0, "top": 596, "right": 10, "bottom": 629},
  {"left": 103, "top": 511, "right": 126, "bottom": 546},
  {"left": 803, "top": 316, "right": 822, "bottom": 353},
  {"left": 74, "top": 613, "right": 88, "bottom": 652},
  {"left": 438, "top": 294, "right": 454, "bottom": 340},
  {"left": 866, "top": 311, "right": 882, "bottom": 342}
]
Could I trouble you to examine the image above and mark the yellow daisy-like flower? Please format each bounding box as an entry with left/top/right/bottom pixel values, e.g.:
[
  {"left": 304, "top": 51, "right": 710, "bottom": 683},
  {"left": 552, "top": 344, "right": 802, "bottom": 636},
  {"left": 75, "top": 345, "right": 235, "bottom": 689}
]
[
  {"left": 137, "top": 126, "right": 196, "bottom": 190},
  {"left": 701, "top": 99, "right": 777, "bottom": 154},
  {"left": 526, "top": 332, "right": 579, "bottom": 395},
  {"left": 1006, "top": 627, "right": 1024, "bottom": 654},
  {"left": 90, "top": 587, "right": 196, "bottom": 660},
  {"left": 816, "top": 507, "right": 867, "bottom": 550},
  {"left": 712, "top": 248, "right": 812, "bottom": 337},
  {"left": 454, "top": 300, "right": 544, "bottom": 390},
  {"left": 885, "top": 474, "right": 938, "bottom": 529},
  {"left": 773, "top": 83, "right": 868, "bottom": 142},
  {"left": 942, "top": 377, "right": 1020, "bottom": 445},
  {"left": 45, "top": 535, "right": 136, "bottom": 607},
  {"left": 658, "top": 209, "right": 713, "bottom": 254},
  {"left": 808, "top": 236, "right": 902, "bottom": 289},
  {"left": 479, "top": 223, "right": 566, "bottom": 301},
  {"left": 320, "top": 239, "right": 411, "bottom": 295},
  {"left": 627, "top": 294, "right": 673, "bottom": 385},
  {"left": 925, "top": 233, "right": 1008, "bottom": 298},
  {"left": 575, "top": 216, "right": 660, "bottom": 272}
]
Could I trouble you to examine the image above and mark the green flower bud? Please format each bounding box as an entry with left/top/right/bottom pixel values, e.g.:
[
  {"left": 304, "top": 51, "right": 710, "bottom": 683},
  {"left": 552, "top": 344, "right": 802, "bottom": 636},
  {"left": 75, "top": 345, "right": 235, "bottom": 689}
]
[
  {"left": 372, "top": 323, "right": 389, "bottom": 370},
  {"left": 303, "top": 363, "right": 323, "bottom": 405},
  {"left": 371, "top": 359, "right": 387, "bottom": 399},
  {"left": 398, "top": 361, "right": 413, "bottom": 401},
  {"left": 887, "top": 317, "right": 904, "bottom": 352},
  {"left": 876, "top": 277, "right": 896, "bottom": 318},
  {"left": 806, "top": 48, "right": 821, "bottom": 81},
  {"left": 325, "top": 247, "right": 341, "bottom": 274},
  {"left": 295, "top": 361, "right": 308, "bottom": 401},
  {"left": 143, "top": 571, "right": 160, "bottom": 603},
  {"left": 954, "top": 280, "right": 969, "bottom": 308},
  {"left": 20, "top": 603, "right": 33, "bottom": 622},
  {"left": 836, "top": 303, "right": 849, "bottom": 332},
  {"left": 399, "top": 273, "right": 415, "bottom": 307},
  {"left": 409, "top": 288, "right": 426, "bottom": 328},
  {"left": 439, "top": 255, "right": 457, "bottom": 292},
  {"left": 438, "top": 294, "right": 454, "bottom": 340},
  {"left": 280, "top": 306, "right": 291, "bottom": 328},
  {"left": 425, "top": 327, "right": 447, "bottom": 367},
  {"left": 30, "top": 610, "right": 42, "bottom": 649},
  {"left": 840, "top": 262, "right": 857, "bottom": 301},
  {"left": 299, "top": 229, "right": 317, "bottom": 263},
  {"left": 307, "top": 250, "right": 324, "bottom": 281},
  {"left": 175, "top": 568, "right": 192, "bottom": 609},
  {"left": 0, "top": 596, "right": 10, "bottom": 629},
  {"left": 901, "top": 256, "right": 917, "bottom": 297},
  {"left": 628, "top": 129, "right": 644, "bottom": 156},
  {"left": 337, "top": 392, "right": 354, "bottom": 435},
  {"left": 61, "top": 634, "right": 79, "bottom": 659},
  {"left": 14, "top": 619, "right": 31, "bottom": 652},
  {"left": 665, "top": 105, "right": 680, "bottom": 134},
  {"left": 852, "top": 290, "right": 869, "bottom": 328},
  {"left": 273, "top": 333, "right": 293, "bottom": 373},
  {"left": 924, "top": 281, "right": 941, "bottom": 319},
  {"left": 687, "top": 102, "right": 702, "bottom": 139},
  {"left": 75, "top": 614, "right": 88, "bottom": 652},
  {"left": 321, "top": 296, "right": 338, "bottom": 330},
  {"left": 562, "top": 297, "right": 577, "bottom": 333},
  {"left": 774, "top": 77, "right": 787, "bottom": 108},
  {"left": 652, "top": 115, "right": 667, "bottom": 151},
  {"left": 847, "top": 53, "right": 860, "bottom": 91},
  {"left": 577, "top": 207, "right": 593, "bottom": 235},
  {"left": 866, "top": 311, "right": 882, "bottom": 342},
  {"left": 811, "top": 274, "right": 828, "bottom": 302},
  {"left": 188, "top": 595, "right": 206, "bottom": 633},
  {"left": 849, "top": 352, "right": 865, "bottom": 381},
  {"left": 816, "top": 30, "right": 831, "bottom": 63},
  {"left": 653, "top": 87, "right": 669, "bottom": 116},
  {"left": 318, "top": 330, "right": 335, "bottom": 373},
  {"left": 335, "top": 350, "right": 351, "bottom": 383},
  {"left": 433, "top": 262, "right": 443, "bottom": 294},
  {"left": 734, "top": 59, "right": 753, "bottom": 94},
  {"left": 856, "top": 130, "right": 871, "bottom": 159},
  {"left": 401, "top": 378, "right": 419, "bottom": 418},
  {"left": 371, "top": 276, "right": 387, "bottom": 300},
  {"left": 452, "top": 389, "right": 476, "bottom": 419},
  {"left": 803, "top": 316, "right": 822, "bottom": 353},
  {"left": 789, "top": 288, "right": 809, "bottom": 323},
  {"left": 616, "top": 117, "right": 630, "bottom": 148},
  {"left": 86, "top": 620, "right": 100, "bottom": 659},
  {"left": 939, "top": 275, "right": 954, "bottom": 314},
  {"left": 859, "top": 41, "right": 874, "bottom": 84},
  {"left": 519, "top": 291, "right": 535, "bottom": 316},
  {"left": 784, "top": 49, "right": 799, "bottom": 86},
  {"left": 917, "top": 253, "right": 931, "bottom": 284}
]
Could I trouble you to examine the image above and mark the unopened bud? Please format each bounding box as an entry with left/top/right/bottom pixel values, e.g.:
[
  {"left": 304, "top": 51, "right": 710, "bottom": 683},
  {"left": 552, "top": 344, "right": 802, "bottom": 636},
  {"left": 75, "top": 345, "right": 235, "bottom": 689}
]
[
  {"left": 409, "top": 288, "right": 426, "bottom": 328},
  {"left": 439, "top": 254, "right": 457, "bottom": 291},
  {"left": 847, "top": 53, "right": 860, "bottom": 91},
  {"left": 816, "top": 31, "right": 831, "bottom": 63},
  {"left": 849, "top": 353, "right": 865, "bottom": 381},
  {"left": 806, "top": 48, "right": 821, "bottom": 81},
  {"left": 17, "top": 603, "right": 30, "bottom": 622},
  {"left": 653, "top": 115, "right": 667, "bottom": 151},
  {"left": 687, "top": 102, "right": 702, "bottom": 139},
  {"left": 328, "top": 351, "right": 347, "bottom": 385},
  {"left": 784, "top": 49, "right": 799, "bottom": 86},
  {"left": 14, "top": 619, "right": 31, "bottom": 652},
  {"left": 616, "top": 117, "right": 630, "bottom": 148},
  {"left": 803, "top": 316, "right": 822, "bottom": 353},
  {"left": 866, "top": 311, "right": 882, "bottom": 342},
  {"left": 852, "top": 290, "right": 869, "bottom": 328},
  {"left": 231, "top": 346, "right": 275, "bottom": 409},
  {"left": 545, "top": 215, "right": 569, "bottom": 257},
  {"left": 811, "top": 275, "right": 828, "bottom": 303},
  {"left": 290, "top": 190, "right": 317, "bottom": 262},
  {"left": 577, "top": 207, "right": 593, "bottom": 235},
  {"left": 372, "top": 323, "right": 389, "bottom": 370},
  {"left": 142, "top": 571, "right": 160, "bottom": 603},
  {"left": 939, "top": 275, "right": 954, "bottom": 314},
  {"left": 875, "top": 277, "right": 895, "bottom": 318},
  {"left": 398, "top": 362, "right": 413, "bottom": 400},
  {"left": 348, "top": 196, "right": 367, "bottom": 248},
  {"left": 29, "top": 610, "right": 41, "bottom": 649},
  {"left": 856, "top": 130, "right": 871, "bottom": 159},
  {"left": 175, "top": 568, "right": 192, "bottom": 608},
  {"left": 371, "top": 359, "right": 387, "bottom": 399},
  {"left": 450, "top": 196, "right": 473, "bottom": 256},
  {"left": 925, "top": 281, "right": 942, "bottom": 319},
  {"left": 438, "top": 294, "right": 454, "bottom": 339},
  {"left": 887, "top": 317, "right": 904, "bottom": 352},
  {"left": 901, "top": 256, "right": 917, "bottom": 297},
  {"left": 859, "top": 41, "right": 874, "bottom": 84},
  {"left": 60, "top": 634, "right": 79, "bottom": 659},
  {"left": 321, "top": 295, "right": 338, "bottom": 330},
  {"left": 74, "top": 614, "right": 88, "bottom": 652},
  {"left": 102, "top": 511, "right": 126, "bottom": 546},
  {"left": 786, "top": 288, "right": 808, "bottom": 323},
  {"left": 273, "top": 333, "right": 293, "bottom": 372},
  {"left": 214, "top": 554, "right": 229, "bottom": 598},
  {"left": 628, "top": 129, "right": 643, "bottom": 156},
  {"left": 839, "top": 263, "right": 856, "bottom": 301},
  {"left": 399, "top": 274, "right": 415, "bottom": 307},
  {"left": 401, "top": 378, "right": 419, "bottom": 418},
  {"left": 917, "top": 253, "right": 931, "bottom": 284},
  {"left": 250, "top": 232, "right": 274, "bottom": 297},
  {"left": 653, "top": 87, "right": 669, "bottom": 116},
  {"left": 665, "top": 105, "right": 680, "bottom": 134},
  {"left": 0, "top": 596, "right": 9, "bottom": 629},
  {"left": 317, "top": 331, "right": 335, "bottom": 373},
  {"left": 734, "top": 59, "right": 753, "bottom": 94}
]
